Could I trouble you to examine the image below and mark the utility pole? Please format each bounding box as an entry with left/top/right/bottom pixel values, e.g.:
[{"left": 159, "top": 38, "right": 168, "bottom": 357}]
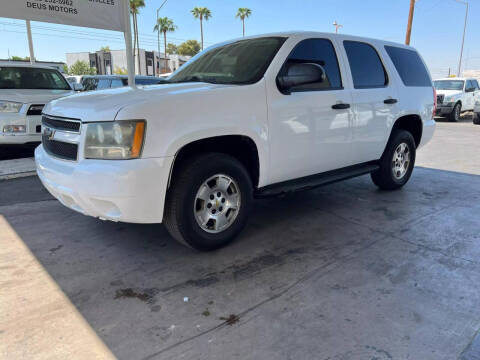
[
  {"left": 456, "top": 0, "right": 468, "bottom": 77},
  {"left": 26, "top": 20, "right": 35, "bottom": 64},
  {"left": 333, "top": 21, "right": 343, "bottom": 34},
  {"left": 405, "top": 0, "right": 416, "bottom": 45},
  {"left": 156, "top": 0, "right": 169, "bottom": 76}
]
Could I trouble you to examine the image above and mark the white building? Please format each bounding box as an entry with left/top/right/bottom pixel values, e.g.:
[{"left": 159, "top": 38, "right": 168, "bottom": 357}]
[{"left": 66, "top": 49, "right": 190, "bottom": 76}]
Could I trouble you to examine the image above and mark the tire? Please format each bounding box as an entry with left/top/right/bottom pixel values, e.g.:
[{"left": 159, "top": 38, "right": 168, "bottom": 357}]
[
  {"left": 371, "top": 129, "right": 416, "bottom": 190},
  {"left": 163, "top": 153, "right": 253, "bottom": 251},
  {"left": 449, "top": 102, "right": 461, "bottom": 122},
  {"left": 473, "top": 113, "right": 480, "bottom": 125}
]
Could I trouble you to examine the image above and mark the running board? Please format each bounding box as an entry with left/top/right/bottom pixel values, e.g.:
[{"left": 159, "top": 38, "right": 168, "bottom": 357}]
[{"left": 255, "top": 162, "right": 380, "bottom": 198}]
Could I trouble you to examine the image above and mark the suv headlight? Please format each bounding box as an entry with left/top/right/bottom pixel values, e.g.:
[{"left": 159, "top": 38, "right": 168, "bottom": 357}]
[
  {"left": 84, "top": 120, "right": 146, "bottom": 160},
  {"left": 0, "top": 101, "right": 23, "bottom": 113}
]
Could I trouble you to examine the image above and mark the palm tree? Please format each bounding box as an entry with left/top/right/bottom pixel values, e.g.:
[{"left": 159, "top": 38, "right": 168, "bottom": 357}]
[
  {"left": 154, "top": 17, "right": 177, "bottom": 73},
  {"left": 129, "top": 0, "right": 145, "bottom": 74},
  {"left": 236, "top": 8, "right": 252, "bottom": 37},
  {"left": 191, "top": 7, "right": 211, "bottom": 51}
]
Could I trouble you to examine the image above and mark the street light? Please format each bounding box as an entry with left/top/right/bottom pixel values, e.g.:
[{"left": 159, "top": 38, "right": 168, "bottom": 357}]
[
  {"left": 156, "top": 0, "right": 169, "bottom": 76},
  {"left": 455, "top": 0, "right": 468, "bottom": 77}
]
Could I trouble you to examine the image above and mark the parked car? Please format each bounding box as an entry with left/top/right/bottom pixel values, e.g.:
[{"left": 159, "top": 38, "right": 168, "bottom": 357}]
[
  {"left": 433, "top": 77, "right": 480, "bottom": 122},
  {"left": 474, "top": 100, "right": 480, "bottom": 125},
  {"left": 36, "top": 32, "right": 436, "bottom": 250},
  {"left": 81, "top": 75, "right": 167, "bottom": 91},
  {"left": 0, "top": 64, "right": 76, "bottom": 145}
]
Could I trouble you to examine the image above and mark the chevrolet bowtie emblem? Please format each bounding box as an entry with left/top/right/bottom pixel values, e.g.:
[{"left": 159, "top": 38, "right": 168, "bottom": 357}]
[{"left": 43, "top": 127, "right": 56, "bottom": 141}]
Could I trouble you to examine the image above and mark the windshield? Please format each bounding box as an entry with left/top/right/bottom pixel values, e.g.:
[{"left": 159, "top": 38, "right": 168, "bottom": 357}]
[
  {"left": 169, "top": 37, "right": 286, "bottom": 85},
  {"left": 0, "top": 67, "right": 71, "bottom": 90},
  {"left": 434, "top": 80, "right": 464, "bottom": 91}
]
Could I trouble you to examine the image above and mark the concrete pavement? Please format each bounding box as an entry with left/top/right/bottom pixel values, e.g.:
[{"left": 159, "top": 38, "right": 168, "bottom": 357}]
[{"left": 0, "top": 119, "right": 479, "bottom": 360}]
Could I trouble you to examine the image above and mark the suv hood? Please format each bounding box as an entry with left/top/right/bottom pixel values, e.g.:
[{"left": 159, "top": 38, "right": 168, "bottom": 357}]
[
  {"left": 436, "top": 90, "right": 462, "bottom": 97},
  {"left": 43, "top": 83, "right": 230, "bottom": 122},
  {"left": 0, "top": 89, "right": 74, "bottom": 105}
]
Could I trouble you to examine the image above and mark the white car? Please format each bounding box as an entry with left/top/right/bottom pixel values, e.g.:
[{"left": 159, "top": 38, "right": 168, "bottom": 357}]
[
  {"left": 36, "top": 32, "right": 436, "bottom": 250},
  {"left": 0, "top": 64, "right": 76, "bottom": 144},
  {"left": 433, "top": 77, "right": 480, "bottom": 122}
]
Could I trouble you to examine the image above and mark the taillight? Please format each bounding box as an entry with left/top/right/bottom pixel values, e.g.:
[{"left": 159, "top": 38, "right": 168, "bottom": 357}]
[{"left": 432, "top": 87, "right": 437, "bottom": 119}]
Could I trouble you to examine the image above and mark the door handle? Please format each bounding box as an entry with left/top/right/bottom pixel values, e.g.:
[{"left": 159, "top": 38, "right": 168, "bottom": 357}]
[
  {"left": 384, "top": 98, "right": 398, "bottom": 104},
  {"left": 332, "top": 103, "right": 350, "bottom": 110}
]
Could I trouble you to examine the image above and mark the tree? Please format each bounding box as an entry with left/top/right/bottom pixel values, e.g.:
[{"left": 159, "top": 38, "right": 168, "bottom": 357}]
[
  {"left": 130, "top": 0, "right": 145, "bottom": 74},
  {"left": 154, "top": 17, "right": 177, "bottom": 72},
  {"left": 63, "top": 64, "right": 69, "bottom": 74},
  {"left": 191, "top": 7, "right": 211, "bottom": 51},
  {"left": 114, "top": 66, "right": 128, "bottom": 75},
  {"left": 167, "top": 43, "right": 178, "bottom": 55},
  {"left": 10, "top": 56, "right": 30, "bottom": 61},
  {"left": 177, "top": 40, "right": 201, "bottom": 57},
  {"left": 236, "top": 8, "right": 252, "bottom": 37},
  {"left": 69, "top": 60, "right": 96, "bottom": 75},
  {"left": 100, "top": 46, "right": 111, "bottom": 52}
]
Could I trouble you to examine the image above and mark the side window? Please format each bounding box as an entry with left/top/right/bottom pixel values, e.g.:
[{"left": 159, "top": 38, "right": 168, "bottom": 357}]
[
  {"left": 111, "top": 79, "right": 124, "bottom": 88},
  {"left": 280, "top": 38, "right": 342, "bottom": 91},
  {"left": 97, "top": 79, "right": 111, "bottom": 90},
  {"left": 344, "top": 41, "right": 387, "bottom": 89},
  {"left": 466, "top": 80, "right": 474, "bottom": 91},
  {"left": 384, "top": 46, "right": 431, "bottom": 87},
  {"left": 473, "top": 80, "right": 480, "bottom": 90}
]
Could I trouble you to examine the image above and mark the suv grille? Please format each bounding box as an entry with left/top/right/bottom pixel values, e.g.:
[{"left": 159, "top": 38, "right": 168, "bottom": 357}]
[
  {"left": 437, "top": 94, "right": 444, "bottom": 104},
  {"left": 27, "top": 104, "right": 45, "bottom": 116},
  {"left": 42, "top": 135, "right": 78, "bottom": 161},
  {"left": 41, "top": 115, "right": 81, "bottom": 161},
  {"left": 42, "top": 116, "right": 81, "bottom": 132}
]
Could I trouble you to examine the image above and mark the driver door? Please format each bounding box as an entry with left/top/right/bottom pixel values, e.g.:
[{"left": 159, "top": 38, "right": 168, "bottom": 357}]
[{"left": 267, "top": 37, "right": 354, "bottom": 184}]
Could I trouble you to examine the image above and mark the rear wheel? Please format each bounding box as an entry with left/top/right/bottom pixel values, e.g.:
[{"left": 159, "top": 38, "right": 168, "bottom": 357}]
[
  {"left": 371, "top": 130, "right": 416, "bottom": 190},
  {"left": 164, "top": 153, "right": 252, "bottom": 251},
  {"left": 449, "top": 102, "right": 461, "bottom": 122}
]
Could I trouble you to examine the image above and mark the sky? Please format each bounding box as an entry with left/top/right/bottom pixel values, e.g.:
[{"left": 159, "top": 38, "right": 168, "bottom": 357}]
[{"left": 0, "top": 0, "right": 478, "bottom": 78}]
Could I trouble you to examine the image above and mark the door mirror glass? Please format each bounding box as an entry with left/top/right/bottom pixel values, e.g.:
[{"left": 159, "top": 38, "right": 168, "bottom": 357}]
[{"left": 277, "top": 63, "right": 326, "bottom": 93}]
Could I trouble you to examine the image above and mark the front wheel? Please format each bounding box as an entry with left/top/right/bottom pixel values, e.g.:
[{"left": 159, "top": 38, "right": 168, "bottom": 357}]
[
  {"left": 371, "top": 130, "right": 416, "bottom": 190},
  {"left": 449, "top": 102, "right": 461, "bottom": 122},
  {"left": 163, "top": 153, "right": 253, "bottom": 251},
  {"left": 473, "top": 113, "right": 480, "bottom": 125}
]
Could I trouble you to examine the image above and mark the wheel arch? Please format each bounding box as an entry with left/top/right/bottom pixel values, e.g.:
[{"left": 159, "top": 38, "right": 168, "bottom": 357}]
[
  {"left": 390, "top": 114, "right": 423, "bottom": 148},
  {"left": 168, "top": 135, "right": 261, "bottom": 189}
]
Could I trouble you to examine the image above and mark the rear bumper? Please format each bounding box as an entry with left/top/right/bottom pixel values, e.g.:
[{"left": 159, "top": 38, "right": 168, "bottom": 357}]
[
  {"left": 35, "top": 145, "right": 173, "bottom": 223},
  {"left": 419, "top": 119, "right": 435, "bottom": 149}
]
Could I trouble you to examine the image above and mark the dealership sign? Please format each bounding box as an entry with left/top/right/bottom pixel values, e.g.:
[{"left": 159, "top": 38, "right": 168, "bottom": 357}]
[{"left": 0, "top": 0, "right": 127, "bottom": 32}]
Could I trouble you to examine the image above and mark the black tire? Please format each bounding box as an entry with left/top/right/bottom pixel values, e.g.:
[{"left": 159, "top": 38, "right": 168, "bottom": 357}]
[
  {"left": 371, "top": 130, "right": 416, "bottom": 190},
  {"left": 449, "top": 102, "right": 461, "bottom": 122},
  {"left": 473, "top": 113, "right": 480, "bottom": 125},
  {"left": 163, "top": 153, "right": 253, "bottom": 251}
]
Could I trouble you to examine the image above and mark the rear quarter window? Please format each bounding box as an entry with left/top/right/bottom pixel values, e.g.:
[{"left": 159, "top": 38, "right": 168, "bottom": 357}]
[{"left": 385, "top": 46, "right": 431, "bottom": 87}]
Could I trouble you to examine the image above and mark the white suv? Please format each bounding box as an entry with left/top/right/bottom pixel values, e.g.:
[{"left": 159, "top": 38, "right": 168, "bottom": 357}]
[
  {"left": 433, "top": 77, "right": 480, "bottom": 122},
  {"left": 35, "top": 32, "right": 436, "bottom": 250},
  {"left": 0, "top": 64, "right": 76, "bottom": 144}
]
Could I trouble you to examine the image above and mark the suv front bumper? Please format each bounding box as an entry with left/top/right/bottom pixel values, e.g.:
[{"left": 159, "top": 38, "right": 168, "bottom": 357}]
[
  {"left": 435, "top": 103, "right": 454, "bottom": 116},
  {"left": 35, "top": 145, "right": 173, "bottom": 224},
  {"left": 0, "top": 113, "right": 42, "bottom": 144}
]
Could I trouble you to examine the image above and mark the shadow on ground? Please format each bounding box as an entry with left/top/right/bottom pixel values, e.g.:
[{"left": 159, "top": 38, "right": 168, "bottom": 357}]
[{"left": 1, "top": 166, "right": 480, "bottom": 360}]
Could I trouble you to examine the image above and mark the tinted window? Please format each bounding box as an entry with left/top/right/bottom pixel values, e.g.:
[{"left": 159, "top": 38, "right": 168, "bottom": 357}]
[
  {"left": 97, "top": 79, "right": 111, "bottom": 90},
  {"left": 281, "top": 38, "right": 342, "bottom": 91},
  {"left": 170, "top": 37, "right": 286, "bottom": 85},
  {"left": 473, "top": 80, "right": 480, "bottom": 90},
  {"left": 466, "top": 80, "right": 474, "bottom": 90},
  {"left": 111, "top": 79, "right": 124, "bottom": 88},
  {"left": 0, "top": 67, "right": 71, "bottom": 90},
  {"left": 384, "top": 46, "right": 431, "bottom": 87},
  {"left": 344, "top": 41, "right": 387, "bottom": 89},
  {"left": 434, "top": 80, "right": 464, "bottom": 91}
]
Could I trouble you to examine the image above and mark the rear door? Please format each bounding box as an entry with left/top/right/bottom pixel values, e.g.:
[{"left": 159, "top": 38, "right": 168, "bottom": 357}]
[
  {"left": 340, "top": 40, "right": 400, "bottom": 164},
  {"left": 465, "top": 80, "right": 476, "bottom": 110}
]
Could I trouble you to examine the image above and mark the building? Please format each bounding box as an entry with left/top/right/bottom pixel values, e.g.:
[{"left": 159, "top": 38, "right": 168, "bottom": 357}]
[
  {"left": 66, "top": 49, "right": 190, "bottom": 76},
  {"left": 0, "top": 59, "right": 67, "bottom": 73},
  {"left": 462, "top": 70, "right": 480, "bottom": 79}
]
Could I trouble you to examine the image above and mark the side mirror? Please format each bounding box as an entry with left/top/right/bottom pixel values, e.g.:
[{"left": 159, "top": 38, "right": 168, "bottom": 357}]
[
  {"left": 73, "top": 83, "right": 84, "bottom": 91},
  {"left": 277, "top": 63, "right": 326, "bottom": 93}
]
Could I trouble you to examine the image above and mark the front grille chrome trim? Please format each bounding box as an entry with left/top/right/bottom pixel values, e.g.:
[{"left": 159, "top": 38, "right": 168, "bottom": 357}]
[{"left": 42, "top": 115, "right": 81, "bottom": 134}]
